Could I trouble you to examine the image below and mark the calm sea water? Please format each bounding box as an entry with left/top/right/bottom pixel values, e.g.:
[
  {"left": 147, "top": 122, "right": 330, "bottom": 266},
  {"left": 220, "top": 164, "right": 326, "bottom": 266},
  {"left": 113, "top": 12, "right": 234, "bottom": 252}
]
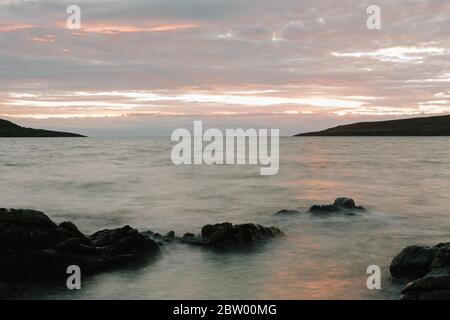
[{"left": 1, "top": 137, "right": 450, "bottom": 299}]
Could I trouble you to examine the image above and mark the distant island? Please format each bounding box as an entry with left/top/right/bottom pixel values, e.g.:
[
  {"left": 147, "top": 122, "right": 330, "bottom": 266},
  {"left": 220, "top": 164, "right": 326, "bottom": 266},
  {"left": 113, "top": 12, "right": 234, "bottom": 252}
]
[
  {"left": 295, "top": 114, "right": 450, "bottom": 136},
  {"left": 0, "top": 119, "right": 85, "bottom": 137}
]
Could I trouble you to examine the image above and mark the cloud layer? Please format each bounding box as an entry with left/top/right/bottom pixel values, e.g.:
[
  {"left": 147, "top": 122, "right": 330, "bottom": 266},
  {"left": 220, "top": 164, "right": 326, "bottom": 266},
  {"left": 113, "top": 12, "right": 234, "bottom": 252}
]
[{"left": 1, "top": 0, "right": 449, "bottom": 134}]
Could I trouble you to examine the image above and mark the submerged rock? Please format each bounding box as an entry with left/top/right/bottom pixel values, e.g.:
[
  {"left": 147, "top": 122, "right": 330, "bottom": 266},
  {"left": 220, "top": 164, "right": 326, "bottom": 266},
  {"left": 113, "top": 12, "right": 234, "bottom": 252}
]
[
  {"left": 180, "top": 222, "right": 284, "bottom": 249},
  {"left": 0, "top": 208, "right": 160, "bottom": 282},
  {"left": 274, "top": 209, "right": 301, "bottom": 216},
  {"left": 309, "top": 197, "right": 366, "bottom": 214},
  {"left": 391, "top": 242, "right": 450, "bottom": 300}
]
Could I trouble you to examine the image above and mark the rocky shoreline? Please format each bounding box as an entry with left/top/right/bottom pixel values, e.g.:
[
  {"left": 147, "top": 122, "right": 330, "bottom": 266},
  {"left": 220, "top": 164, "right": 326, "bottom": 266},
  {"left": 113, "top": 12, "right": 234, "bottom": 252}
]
[
  {"left": 3, "top": 198, "right": 447, "bottom": 300},
  {"left": 0, "top": 208, "right": 284, "bottom": 298},
  {"left": 0, "top": 209, "right": 160, "bottom": 282}
]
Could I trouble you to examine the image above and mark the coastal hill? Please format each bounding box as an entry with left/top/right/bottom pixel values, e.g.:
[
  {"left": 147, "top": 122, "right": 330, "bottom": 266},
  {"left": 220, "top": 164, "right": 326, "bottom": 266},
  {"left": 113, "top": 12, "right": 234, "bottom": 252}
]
[
  {"left": 0, "top": 119, "right": 85, "bottom": 137},
  {"left": 295, "top": 114, "right": 450, "bottom": 136}
]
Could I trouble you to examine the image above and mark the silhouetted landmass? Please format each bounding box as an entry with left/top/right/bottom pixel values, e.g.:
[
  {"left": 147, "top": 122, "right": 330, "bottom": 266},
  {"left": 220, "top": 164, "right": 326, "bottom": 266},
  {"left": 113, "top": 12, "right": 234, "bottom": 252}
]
[
  {"left": 295, "top": 114, "right": 450, "bottom": 136},
  {"left": 0, "top": 119, "right": 85, "bottom": 137}
]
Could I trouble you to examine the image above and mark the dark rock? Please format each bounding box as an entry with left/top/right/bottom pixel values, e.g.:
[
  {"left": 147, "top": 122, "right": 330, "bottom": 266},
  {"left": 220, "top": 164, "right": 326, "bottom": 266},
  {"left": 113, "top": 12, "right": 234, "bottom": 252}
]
[
  {"left": 418, "top": 290, "right": 450, "bottom": 300},
  {"left": 401, "top": 292, "right": 420, "bottom": 300},
  {"left": 165, "top": 231, "right": 175, "bottom": 239},
  {"left": 55, "top": 237, "right": 100, "bottom": 256},
  {"left": 402, "top": 273, "right": 450, "bottom": 295},
  {"left": 430, "top": 243, "right": 450, "bottom": 271},
  {"left": 182, "top": 233, "right": 196, "bottom": 240},
  {"left": 89, "top": 225, "right": 159, "bottom": 256},
  {"left": 0, "top": 208, "right": 56, "bottom": 227},
  {"left": 309, "top": 198, "right": 366, "bottom": 214},
  {"left": 59, "top": 221, "right": 91, "bottom": 245},
  {"left": 55, "top": 237, "right": 82, "bottom": 252},
  {"left": 309, "top": 204, "right": 339, "bottom": 213},
  {"left": 153, "top": 233, "right": 163, "bottom": 240},
  {"left": 434, "top": 242, "right": 450, "bottom": 259},
  {"left": 0, "top": 209, "right": 160, "bottom": 284},
  {"left": 182, "top": 222, "right": 283, "bottom": 249},
  {"left": 334, "top": 198, "right": 361, "bottom": 209},
  {"left": 1, "top": 248, "right": 111, "bottom": 280},
  {"left": 274, "top": 209, "right": 301, "bottom": 215},
  {"left": 0, "top": 209, "right": 72, "bottom": 250},
  {"left": 200, "top": 222, "right": 222, "bottom": 239},
  {"left": 141, "top": 230, "right": 175, "bottom": 242},
  {"left": 163, "top": 231, "right": 175, "bottom": 242},
  {"left": 141, "top": 230, "right": 154, "bottom": 238},
  {"left": 390, "top": 245, "right": 435, "bottom": 279},
  {"left": 391, "top": 242, "right": 450, "bottom": 300}
]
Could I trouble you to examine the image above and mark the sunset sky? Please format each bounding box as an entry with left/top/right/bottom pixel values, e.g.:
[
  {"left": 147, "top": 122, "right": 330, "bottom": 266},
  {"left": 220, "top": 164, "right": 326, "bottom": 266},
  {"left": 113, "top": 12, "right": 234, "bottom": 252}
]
[{"left": 1, "top": 0, "right": 449, "bottom": 136}]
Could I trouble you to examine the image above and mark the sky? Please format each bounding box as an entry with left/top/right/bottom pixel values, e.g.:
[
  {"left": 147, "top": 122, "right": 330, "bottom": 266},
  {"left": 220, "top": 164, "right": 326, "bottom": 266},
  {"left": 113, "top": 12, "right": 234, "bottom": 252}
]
[{"left": 0, "top": 0, "right": 449, "bottom": 136}]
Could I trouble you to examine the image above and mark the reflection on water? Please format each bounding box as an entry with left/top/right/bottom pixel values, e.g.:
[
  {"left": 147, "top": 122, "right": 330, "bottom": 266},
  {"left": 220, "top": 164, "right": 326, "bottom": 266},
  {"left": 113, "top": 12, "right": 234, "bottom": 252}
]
[{"left": 1, "top": 137, "right": 450, "bottom": 299}]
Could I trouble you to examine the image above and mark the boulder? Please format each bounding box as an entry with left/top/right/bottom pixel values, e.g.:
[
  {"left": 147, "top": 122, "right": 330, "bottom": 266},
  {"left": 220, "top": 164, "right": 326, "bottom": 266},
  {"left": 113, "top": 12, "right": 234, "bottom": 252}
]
[
  {"left": 390, "top": 245, "right": 435, "bottom": 279},
  {"left": 402, "top": 272, "right": 450, "bottom": 295},
  {"left": 0, "top": 208, "right": 56, "bottom": 227},
  {"left": 1, "top": 209, "right": 65, "bottom": 250},
  {"left": 309, "top": 197, "right": 366, "bottom": 214},
  {"left": 182, "top": 233, "right": 196, "bottom": 240},
  {"left": 274, "top": 209, "right": 301, "bottom": 215},
  {"left": 180, "top": 222, "right": 284, "bottom": 248},
  {"left": 59, "top": 221, "right": 91, "bottom": 245},
  {"left": 165, "top": 231, "right": 175, "bottom": 240},
  {"left": 0, "top": 209, "right": 160, "bottom": 283},
  {"left": 54, "top": 237, "right": 99, "bottom": 255},
  {"left": 434, "top": 242, "right": 450, "bottom": 260},
  {"left": 89, "top": 225, "right": 158, "bottom": 255},
  {"left": 391, "top": 242, "right": 450, "bottom": 300}
]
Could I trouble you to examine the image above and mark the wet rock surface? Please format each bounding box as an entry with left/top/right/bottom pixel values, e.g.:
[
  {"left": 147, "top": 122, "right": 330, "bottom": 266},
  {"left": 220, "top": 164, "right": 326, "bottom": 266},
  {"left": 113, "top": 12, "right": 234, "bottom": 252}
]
[
  {"left": 390, "top": 242, "right": 450, "bottom": 300},
  {"left": 0, "top": 208, "right": 160, "bottom": 282},
  {"left": 309, "top": 197, "right": 366, "bottom": 214},
  {"left": 1, "top": 208, "right": 285, "bottom": 298},
  {"left": 274, "top": 209, "right": 302, "bottom": 216},
  {"left": 179, "top": 222, "right": 284, "bottom": 249},
  {"left": 390, "top": 245, "right": 435, "bottom": 279}
]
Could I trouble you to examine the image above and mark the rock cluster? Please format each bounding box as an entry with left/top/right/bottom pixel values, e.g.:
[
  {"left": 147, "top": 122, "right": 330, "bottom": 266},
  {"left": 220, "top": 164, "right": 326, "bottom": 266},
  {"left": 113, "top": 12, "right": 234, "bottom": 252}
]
[
  {"left": 180, "top": 222, "right": 284, "bottom": 249},
  {"left": 0, "top": 208, "right": 160, "bottom": 281},
  {"left": 274, "top": 198, "right": 366, "bottom": 216},
  {"left": 309, "top": 197, "right": 366, "bottom": 214},
  {"left": 0, "top": 208, "right": 284, "bottom": 290},
  {"left": 390, "top": 243, "right": 450, "bottom": 300}
]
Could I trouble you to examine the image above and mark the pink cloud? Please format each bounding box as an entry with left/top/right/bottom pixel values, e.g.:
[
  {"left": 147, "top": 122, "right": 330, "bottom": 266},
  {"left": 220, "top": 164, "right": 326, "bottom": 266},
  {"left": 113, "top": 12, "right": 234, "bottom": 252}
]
[
  {"left": 0, "top": 23, "right": 35, "bottom": 32},
  {"left": 27, "top": 35, "right": 57, "bottom": 43},
  {"left": 63, "top": 23, "right": 199, "bottom": 34}
]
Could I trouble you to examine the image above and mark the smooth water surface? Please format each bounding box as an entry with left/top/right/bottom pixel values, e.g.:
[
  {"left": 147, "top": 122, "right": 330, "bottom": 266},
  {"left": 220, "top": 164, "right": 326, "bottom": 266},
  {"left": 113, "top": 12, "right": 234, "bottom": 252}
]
[{"left": 1, "top": 137, "right": 450, "bottom": 299}]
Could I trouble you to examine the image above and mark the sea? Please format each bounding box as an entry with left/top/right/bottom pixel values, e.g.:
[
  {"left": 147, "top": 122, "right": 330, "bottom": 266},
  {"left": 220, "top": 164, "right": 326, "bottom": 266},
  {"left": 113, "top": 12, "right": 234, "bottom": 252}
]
[{"left": 1, "top": 137, "right": 450, "bottom": 299}]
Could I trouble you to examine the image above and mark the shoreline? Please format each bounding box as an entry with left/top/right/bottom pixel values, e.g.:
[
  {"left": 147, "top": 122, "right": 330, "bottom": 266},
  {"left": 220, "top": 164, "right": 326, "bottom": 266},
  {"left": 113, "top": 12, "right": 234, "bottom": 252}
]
[{"left": 1, "top": 197, "right": 436, "bottom": 300}]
